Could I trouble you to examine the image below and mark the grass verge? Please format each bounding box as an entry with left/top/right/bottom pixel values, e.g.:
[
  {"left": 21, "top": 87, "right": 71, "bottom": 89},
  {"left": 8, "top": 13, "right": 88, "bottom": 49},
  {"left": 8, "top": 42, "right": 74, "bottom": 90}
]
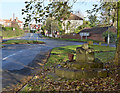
[
  {"left": 0, "top": 31, "right": 2, "bottom": 36},
  {"left": 2, "top": 40, "right": 45, "bottom": 44},
  {"left": 2, "top": 27, "right": 25, "bottom": 39},
  {"left": 45, "top": 45, "right": 116, "bottom": 67},
  {"left": 3, "top": 35, "right": 24, "bottom": 39}
]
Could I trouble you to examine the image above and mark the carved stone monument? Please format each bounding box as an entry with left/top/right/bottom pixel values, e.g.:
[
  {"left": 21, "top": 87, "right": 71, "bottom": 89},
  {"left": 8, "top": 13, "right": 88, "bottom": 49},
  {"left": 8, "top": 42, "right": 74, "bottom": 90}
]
[
  {"left": 76, "top": 44, "right": 95, "bottom": 62},
  {"left": 55, "top": 44, "right": 110, "bottom": 79}
]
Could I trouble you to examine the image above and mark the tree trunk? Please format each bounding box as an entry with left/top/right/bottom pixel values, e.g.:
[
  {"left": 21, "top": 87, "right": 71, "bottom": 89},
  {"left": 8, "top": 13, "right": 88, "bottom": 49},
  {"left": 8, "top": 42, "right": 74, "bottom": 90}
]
[{"left": 114, "top": 1, "right": 120, "bottom": 66}]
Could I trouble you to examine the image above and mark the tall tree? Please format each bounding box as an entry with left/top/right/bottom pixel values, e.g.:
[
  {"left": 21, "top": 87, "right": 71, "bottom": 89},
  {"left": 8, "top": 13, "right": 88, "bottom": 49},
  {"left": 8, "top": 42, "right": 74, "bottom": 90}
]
[
  {"left": 86, "top": 2, "right": 117, "bottom": 26},
  {"left": 45, "top": 18, "right": 52, "bottom": 35},
  {"left": 99, "top": 2, "right": 117, "bottom": 26},
  {"left": 22, "top": 0, "right": 76, "bottom": 26},
  {"left": 114, "top": 1, "right": 120, "bottom": 66},
  {"left": 86, "top": 1, "right": 120, "bottom": 66},
  {"left": 86, "top": 4, "right": 99, "bottom": 27}
]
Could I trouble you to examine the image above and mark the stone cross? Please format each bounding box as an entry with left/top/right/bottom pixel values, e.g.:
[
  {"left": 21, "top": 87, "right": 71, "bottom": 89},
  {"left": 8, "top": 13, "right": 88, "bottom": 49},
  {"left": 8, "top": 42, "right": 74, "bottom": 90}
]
[{"left": 76, "top": 44, "right": 95, "bottom": 62}]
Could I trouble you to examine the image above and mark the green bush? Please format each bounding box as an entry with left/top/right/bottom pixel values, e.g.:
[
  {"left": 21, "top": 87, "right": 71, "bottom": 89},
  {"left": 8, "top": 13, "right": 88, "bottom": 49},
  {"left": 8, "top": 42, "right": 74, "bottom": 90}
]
[
  {"left": 2, "top": 27, "right": 13, "bottom": 31},
  {"left": 102, "top": 31, "right": 117, "bottom": 43},
  {"left": 2, "top": 27, "right": 24, "bottom": 38}
]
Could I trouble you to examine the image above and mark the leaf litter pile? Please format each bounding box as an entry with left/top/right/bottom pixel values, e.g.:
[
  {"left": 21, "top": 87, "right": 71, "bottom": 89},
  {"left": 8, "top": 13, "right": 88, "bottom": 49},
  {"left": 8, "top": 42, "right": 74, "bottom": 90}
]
[{"left": 22, "top": 67, "right": 119, "bottom": 92}]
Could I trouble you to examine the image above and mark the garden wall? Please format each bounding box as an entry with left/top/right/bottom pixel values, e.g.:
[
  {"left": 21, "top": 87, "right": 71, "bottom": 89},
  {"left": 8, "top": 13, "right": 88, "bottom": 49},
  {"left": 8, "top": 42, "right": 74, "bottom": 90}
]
[{"left": 61, "top": 33, "right": 105, "bottom": 41}]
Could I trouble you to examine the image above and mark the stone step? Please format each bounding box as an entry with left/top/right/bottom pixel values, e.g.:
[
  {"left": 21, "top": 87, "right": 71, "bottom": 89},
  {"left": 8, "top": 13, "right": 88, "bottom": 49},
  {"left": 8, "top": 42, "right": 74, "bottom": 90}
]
[
  {"left": 55, "top": 66, "right": 109, "bottom": 79},
  {"left": 62, "top": 60, "right": 103, "bottom": 70}
]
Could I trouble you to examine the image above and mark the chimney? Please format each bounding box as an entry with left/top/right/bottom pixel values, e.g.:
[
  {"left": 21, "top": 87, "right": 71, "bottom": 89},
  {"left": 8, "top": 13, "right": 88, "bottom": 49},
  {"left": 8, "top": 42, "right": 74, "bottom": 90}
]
[
  {"left": 13, "top": 13, "right": 15, "bottom": 20},
  {"left": 16, "top": 17, "right": 18, "bottom": 22},
  {"left": 10, "top": 18, "right": 12, "bottom": 21}
]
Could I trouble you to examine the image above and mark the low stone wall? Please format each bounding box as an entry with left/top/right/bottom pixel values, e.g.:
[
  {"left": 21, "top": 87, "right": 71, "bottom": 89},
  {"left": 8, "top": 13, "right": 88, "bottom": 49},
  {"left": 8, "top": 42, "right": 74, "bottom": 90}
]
[
  {"left": 61, "top": 33, "right": 105, "bottom": 41},
  {"left": 61, "top": 34, "right": 81, "bottom": 39}
]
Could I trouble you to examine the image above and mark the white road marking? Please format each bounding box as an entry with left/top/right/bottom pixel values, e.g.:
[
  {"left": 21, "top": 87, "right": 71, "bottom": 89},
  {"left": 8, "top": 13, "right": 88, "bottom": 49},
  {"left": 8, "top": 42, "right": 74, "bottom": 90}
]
[
  {"left": 3, "top": 44, "right": 42, "bottom": 61},
  {"left": 2, "top": 50, "right": 23, "bottom": 61},
  {"left": 17, "top": 38, "right": 21, "bottom": 39},
  {"left": 3, "top": 54, "right": 16, "bottom": 60}
]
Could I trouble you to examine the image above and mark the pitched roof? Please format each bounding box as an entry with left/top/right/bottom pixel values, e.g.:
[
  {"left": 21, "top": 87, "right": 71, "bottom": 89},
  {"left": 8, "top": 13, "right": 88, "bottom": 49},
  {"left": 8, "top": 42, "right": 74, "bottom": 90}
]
[
  {"left": 78, "top": 26, "right": 113, "bottom": 34},
  {"left": 0, "top": 19, "right": 4, "bottom": 23},
  {"left": 0, "top": 19, "right": 3, "bottom": 21},
  {"left": 67, "top": 13, "right": 83, "bottom": 20},
  {"left": 61, "top": 13, "right": 83, "bottom": 20},
  {"left": 3, "top": 19, "right": 23, "bottom": 23},
  {"left": 4, "top": 20, "right": 11, "bottom": 23},
  {"left": 12, "top": 19, "right": 22, "bottom": 23}
]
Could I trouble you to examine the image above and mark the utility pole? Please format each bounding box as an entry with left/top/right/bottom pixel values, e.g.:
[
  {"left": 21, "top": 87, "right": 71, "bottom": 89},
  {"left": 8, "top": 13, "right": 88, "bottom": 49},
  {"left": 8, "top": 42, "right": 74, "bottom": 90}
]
[
  {"left": 107, "top": 9, "right": 111, "bottom": 45},
  {"left": 108, "top": 31, "right": 110, "bottom": 45}
]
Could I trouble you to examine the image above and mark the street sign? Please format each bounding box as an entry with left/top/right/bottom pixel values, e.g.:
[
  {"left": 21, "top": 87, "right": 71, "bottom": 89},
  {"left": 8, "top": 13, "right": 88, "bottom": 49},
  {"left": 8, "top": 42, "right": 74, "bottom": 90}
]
[{"left": 80, "top": 33, "right": 90, "bottom": 36}]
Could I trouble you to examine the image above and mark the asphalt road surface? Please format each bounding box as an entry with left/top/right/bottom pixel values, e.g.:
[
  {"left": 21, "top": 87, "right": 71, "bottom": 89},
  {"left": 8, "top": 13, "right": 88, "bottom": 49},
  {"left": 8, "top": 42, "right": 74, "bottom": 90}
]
[{"left": 2, "top": 33, "right": 85, "bottom": 90}]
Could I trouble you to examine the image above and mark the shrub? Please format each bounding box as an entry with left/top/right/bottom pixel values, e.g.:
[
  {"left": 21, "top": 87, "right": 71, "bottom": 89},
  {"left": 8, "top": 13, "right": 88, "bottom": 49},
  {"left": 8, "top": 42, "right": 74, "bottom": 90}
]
[
  {"left": 2, "top": 27, "right": 13, "bottom": 31},
  {"left": 2, "top": 27, "right": 24, "bottom": 38},
  {"left": 102, "top": 31, "right": 117, "bottom": 43}
]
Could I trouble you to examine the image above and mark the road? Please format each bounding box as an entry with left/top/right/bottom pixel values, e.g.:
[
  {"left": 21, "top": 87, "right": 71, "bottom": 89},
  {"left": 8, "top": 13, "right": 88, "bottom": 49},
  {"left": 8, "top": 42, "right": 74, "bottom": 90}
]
[
  {"left": 2, "top": 33, "right": 85, "bottom": 90},
  {"left": 2, "top": 33, "right": 84, "bottom": 70}
]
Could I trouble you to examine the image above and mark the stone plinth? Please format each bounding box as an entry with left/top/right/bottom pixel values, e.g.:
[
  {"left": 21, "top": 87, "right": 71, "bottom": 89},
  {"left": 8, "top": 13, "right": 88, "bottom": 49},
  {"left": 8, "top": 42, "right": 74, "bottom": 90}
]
[{"left": 55, "top": 44, "right": 109, "bottom": 79}]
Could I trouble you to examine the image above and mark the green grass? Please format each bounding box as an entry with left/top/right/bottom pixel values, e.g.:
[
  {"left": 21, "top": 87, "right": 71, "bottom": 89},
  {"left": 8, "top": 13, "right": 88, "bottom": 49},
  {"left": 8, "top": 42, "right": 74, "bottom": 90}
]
[
  {"left": 45, "top": 45, "right": 116, "bottom": 68},
  {"left": 95, "top": 51, "right": 115, "bottom": 63},
  {"left": 2, "top": 27, "right": 24, "bottom": 39},
  {"left": 0, "top": 44, "right": 2, "bottom": 48},
  {"left": 2, "top": 40, "right": 45, "bottom": 44},
  {"left": 0, "top": 31, "right": 2, "bottom": 36}
]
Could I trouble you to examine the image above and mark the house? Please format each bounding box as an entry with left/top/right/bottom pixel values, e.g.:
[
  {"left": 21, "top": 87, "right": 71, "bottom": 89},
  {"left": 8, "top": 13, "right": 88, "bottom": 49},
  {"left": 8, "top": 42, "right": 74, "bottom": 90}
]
[
  {"left": 78, "top": 26, "right": 116, "bottom": 41},
  {"left": 61, "top": 26, "right": 116, "bottom": 42},
  {"left": 12, "top": 17, "right": 23, "bottom": 29},
  {"left": 0, "top": 17, "right": 23, "bottom": 29},
  {"left": 0, "top": 19, "right": 5, "bottom": 26},
  {"left": 62, "top": 13, "right": 83, "bottom": 33}
]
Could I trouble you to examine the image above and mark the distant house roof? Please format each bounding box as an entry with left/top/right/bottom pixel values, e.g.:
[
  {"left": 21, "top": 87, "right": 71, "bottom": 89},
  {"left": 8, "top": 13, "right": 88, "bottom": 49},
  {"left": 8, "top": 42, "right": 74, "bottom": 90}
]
[
  {"left": 0, "top": 19, "right": 3, "bottom": 21},
  {"left": 62, "top": 13, "right": 83, "bottom": 20},
  {"left": 12, "top": 19, "right": 22, "bottom": 23},
  {"left": 3, "top": 18, "right": 23, "bottom": 23},
  {"left": 0, "top": 19, "right": 4, "bottom": 24},
  {"left": 4, "top": 20, "right": 11, "bottom": 23},
  {"left": 78, "top": 26, "right": 116, "bottom": 34},
  {"left": 67, "top": 13, "right": 83, "bottom": 20}
]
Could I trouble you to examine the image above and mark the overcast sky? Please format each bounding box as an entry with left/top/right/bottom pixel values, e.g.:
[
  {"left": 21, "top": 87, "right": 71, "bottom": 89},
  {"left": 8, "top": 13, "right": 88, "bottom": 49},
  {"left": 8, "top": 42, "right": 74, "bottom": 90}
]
[{"left": 0, "top": 0, "right": 100, "bottom": 22}]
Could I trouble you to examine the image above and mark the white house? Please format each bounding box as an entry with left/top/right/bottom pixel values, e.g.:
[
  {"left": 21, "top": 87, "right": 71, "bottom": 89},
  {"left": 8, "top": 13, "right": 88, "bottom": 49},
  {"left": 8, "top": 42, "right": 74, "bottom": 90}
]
[{"left": 62, "top": 13, "right": 83, "bottom": 33}]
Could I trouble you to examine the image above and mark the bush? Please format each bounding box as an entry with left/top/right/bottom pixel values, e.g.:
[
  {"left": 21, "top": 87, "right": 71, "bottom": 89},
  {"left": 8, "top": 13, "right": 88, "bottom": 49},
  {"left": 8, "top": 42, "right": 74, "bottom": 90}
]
[
  {"left": 102, "top": 31, "right": 117, "bottom": 43},
  {"left": 2, "top": 27, "right": 24, "bottom": 38},
  {"left": 2, "top": 27, "right": 13, "bottom": 31}
]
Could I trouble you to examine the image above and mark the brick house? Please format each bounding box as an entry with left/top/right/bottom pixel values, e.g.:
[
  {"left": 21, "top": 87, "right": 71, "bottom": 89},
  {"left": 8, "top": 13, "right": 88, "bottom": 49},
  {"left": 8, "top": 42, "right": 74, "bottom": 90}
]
[
  {"left": 61, "top": 26, "right": 117, "bottom": 42},
  {"left": 0, "top": 17, "right": 23, "bottom": 29}
]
